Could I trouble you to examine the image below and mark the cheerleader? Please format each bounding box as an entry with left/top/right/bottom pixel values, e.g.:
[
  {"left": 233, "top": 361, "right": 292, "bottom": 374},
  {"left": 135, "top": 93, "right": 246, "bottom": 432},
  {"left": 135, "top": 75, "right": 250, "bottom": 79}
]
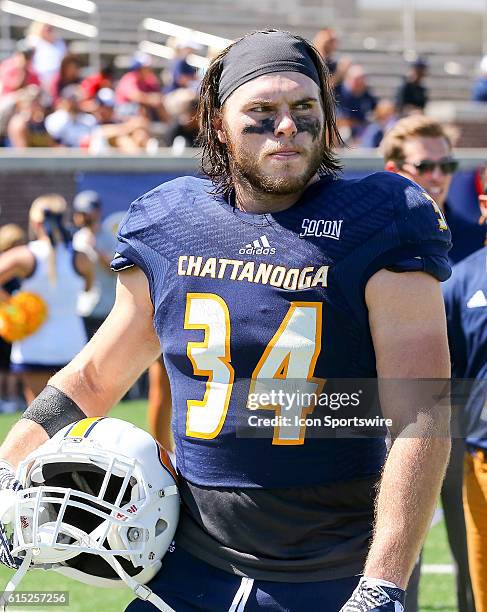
[{"left": 0, "top": 194, "right": 92, "bottom": 403}]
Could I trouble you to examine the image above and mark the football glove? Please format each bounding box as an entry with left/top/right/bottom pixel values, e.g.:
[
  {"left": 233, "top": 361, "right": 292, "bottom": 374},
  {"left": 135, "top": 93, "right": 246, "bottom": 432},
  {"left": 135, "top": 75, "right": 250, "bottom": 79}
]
[
  {"left": 339, "top": 577, "right": 405, "bottom": 612},
  {"left": 0, "top": 462, "right": 22, "bottom": 570}
]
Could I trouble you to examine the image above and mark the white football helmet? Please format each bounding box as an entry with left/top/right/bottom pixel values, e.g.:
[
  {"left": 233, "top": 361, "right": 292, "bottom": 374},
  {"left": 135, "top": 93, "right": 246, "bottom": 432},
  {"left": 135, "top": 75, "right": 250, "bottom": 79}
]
[{"left": 4, "top": 418, "right": 179, "bottom": 611}]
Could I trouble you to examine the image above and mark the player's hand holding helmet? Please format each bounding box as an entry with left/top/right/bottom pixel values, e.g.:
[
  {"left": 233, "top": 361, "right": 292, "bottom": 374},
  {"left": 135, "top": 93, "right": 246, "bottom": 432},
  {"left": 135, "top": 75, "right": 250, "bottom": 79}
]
[
  {"left": 340, "top": 577, "right": 405, "bottom": 611},
  {"left": 0, "top": 462, "right": 23, "bottom": 571},
  {"left": 2, "top": 418, "right": 179, "bottom": 611}
]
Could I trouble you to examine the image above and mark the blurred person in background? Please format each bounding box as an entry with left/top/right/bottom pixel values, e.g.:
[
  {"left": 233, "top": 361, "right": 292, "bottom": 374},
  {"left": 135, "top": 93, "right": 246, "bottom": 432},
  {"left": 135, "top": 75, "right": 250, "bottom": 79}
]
[
  {"left": 80, "top": 62, "right": 115, "bottom": 101},
  {"left": 0, "top": 194, "right": 92, "bottom": 404},
  {"left": 115, "top": 52, "right": 169, "bottom": 122},
  {"left": 166, "top": 38, "right": 201, "bottom": 93},
  {"left": 86, "top": 91, "right": 156, "bottom": 154},
  {"left": 312, "top": 26, "right": 350, "bottom": 90},
  {"left": 91, "top": 87, "right": 117, "bottom": 124},
  {"left": 395, "top": 57, "right": 429, "bottom": 116},
  {"left": 49, "top": 54, "right": 82, "bottom": 103},
  {"left": 147, "top": 358, "right": 173, "bottom": 452},
  {"left": 472, "top": 55, "right": 487, "bottom": 102},
  {"left": 164, "top": 87, "right": 199, "bottom": 149},
  {"left": 359, "top": 98, "right": 396, "bottom": 148},
  {"left": 443, "top": 172, "right": 487, "bottom": 612},
  {"left": 0, "top": 39, "right": 39, "bottom": 96},
  {"left": 383, "top": 115, "right": 486, "bottom": 264},
  {"left": 72, "top": 191, "right": 117, "bottom": 339},
  {"left": 27, "top": 22, "right": 66, "bottom": 90},
  {"left": 7, "top": 86, "right": 53, "bottom": 148},
  {"left": 336, "top": 64, "right": 377, "bottom": 142},
  {"left": 111, "top": 117, "right": 156, "bottom": 153},
  {"left": 0, "top": 224, "right": 26, "bottom": 413},
  {"left": 382, "top": 114, "right": 476, "bottom": 612},
  {"left": 45, "top": 85, "right": 97, "bottom": 147}
]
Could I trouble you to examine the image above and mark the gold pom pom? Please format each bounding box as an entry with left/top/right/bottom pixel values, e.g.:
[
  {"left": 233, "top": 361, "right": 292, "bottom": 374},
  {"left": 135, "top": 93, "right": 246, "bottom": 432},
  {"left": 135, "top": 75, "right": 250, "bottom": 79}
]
[{"left": 0, "top": 292, "right": 48, "bottom": 342}]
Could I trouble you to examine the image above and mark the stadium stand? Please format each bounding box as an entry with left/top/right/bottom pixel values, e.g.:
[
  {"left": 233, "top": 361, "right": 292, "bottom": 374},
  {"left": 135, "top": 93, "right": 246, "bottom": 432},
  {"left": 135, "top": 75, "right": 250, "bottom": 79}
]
[{"left": 1, "top": 0, "right": 486, "bottom": 102}]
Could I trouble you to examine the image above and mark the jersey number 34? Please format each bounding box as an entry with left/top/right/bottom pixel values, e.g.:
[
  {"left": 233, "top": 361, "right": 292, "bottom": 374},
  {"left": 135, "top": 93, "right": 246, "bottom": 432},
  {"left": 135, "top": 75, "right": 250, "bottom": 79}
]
[{"left": 184, "top": 293, "right": 325, "bottom": 445}]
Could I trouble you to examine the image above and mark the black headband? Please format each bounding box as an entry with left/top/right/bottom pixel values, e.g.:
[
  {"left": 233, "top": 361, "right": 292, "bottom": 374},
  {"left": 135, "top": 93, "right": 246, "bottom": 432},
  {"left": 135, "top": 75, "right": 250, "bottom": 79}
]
[{"left": 218, "top": 30, "right": 321, "bottom": 106}]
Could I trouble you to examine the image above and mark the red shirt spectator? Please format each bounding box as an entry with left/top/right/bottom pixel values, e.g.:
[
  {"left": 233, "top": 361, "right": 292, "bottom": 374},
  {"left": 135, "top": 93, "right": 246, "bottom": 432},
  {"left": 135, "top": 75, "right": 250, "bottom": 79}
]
[
  {"left": 114, "top": 53, "right": 168, "bottom": 122},
  {"left": 0, "top": 42, "right": 40, "bottom": 95},
  {"left": 81, "top": 64, "right": 114, "bottom": 100},
  {"left": 115, "top": 68, "right": 160, "bottom": 104}
]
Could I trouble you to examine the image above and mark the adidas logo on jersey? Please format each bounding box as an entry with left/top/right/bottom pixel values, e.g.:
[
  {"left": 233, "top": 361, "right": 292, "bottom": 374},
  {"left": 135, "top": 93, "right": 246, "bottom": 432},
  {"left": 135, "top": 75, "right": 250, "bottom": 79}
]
[{"left": 239, "top": 235, "right": 276, "bottom": 256}]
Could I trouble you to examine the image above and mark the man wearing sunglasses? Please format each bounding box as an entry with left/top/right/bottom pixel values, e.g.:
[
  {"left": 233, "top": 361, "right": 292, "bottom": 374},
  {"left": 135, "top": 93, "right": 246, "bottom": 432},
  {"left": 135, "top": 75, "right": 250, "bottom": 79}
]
[
  {"left": 382, "top": 114, "right": 476, "bottom": 612},
  {"left": 382, "top": 115, "right": 486, "bottom": 265}
]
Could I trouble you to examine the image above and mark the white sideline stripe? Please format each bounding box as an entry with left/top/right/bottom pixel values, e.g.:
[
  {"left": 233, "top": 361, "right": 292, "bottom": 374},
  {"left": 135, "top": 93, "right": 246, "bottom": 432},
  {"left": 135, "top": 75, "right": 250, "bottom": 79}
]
[
  {"left": 431, "top": 507, "right": 444, "bottom": 527},
  {"left": 422, "top": 564, "right": 454, "bottom": 574}
]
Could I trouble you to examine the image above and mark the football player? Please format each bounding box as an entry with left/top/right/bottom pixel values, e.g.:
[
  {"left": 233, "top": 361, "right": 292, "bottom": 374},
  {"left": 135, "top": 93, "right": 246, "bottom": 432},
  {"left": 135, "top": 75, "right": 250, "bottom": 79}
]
[
  {"left": 443, "top": 170, "right": 487, "bottom": 612},
  {"left": 382, "top": 115, "right": 475, "bottom": 612},
  {"left": 0, "top": 30, "right": 452, "bottom": 611}
]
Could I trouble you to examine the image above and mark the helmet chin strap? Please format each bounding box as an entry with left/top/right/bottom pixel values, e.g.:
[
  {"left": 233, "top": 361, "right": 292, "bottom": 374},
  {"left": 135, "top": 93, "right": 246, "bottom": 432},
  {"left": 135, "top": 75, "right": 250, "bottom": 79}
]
[
  {"left": 68, "top": 529, "right": 175, "bottom": 612},
  {"left": 102, "top": 553, "right": 175, "bottom": 612},
  {"left": 2, "top": 530, "right": 174, "bottom": 612},
  {"left": 0, "top": 550, "right": 33, "bottom": 611}
]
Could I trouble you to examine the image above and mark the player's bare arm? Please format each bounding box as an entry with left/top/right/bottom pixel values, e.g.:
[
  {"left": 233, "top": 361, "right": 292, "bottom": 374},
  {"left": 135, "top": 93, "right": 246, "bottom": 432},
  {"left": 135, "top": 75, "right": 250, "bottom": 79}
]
[
  {"left": 364, "top": 268, "right": 451, "bottom": 588},
  {"left": 74, "top": 250, "right": 94, "bottom": 291},
  {"left": 0, "top": 266, "right": 160, "bottom": 468},
  {"left": 0, "top": 246, "right": 35, "bottom": 301}
]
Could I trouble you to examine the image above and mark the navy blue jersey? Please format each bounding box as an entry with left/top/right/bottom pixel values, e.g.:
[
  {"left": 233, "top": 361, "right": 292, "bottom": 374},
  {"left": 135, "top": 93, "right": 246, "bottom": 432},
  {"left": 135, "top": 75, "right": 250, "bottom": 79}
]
[
  {"left": 443, "top": 247, "right": 487, "bottom": 450},
  {"left": 112, "top": 172, "right": 451, "bottom": 488}
]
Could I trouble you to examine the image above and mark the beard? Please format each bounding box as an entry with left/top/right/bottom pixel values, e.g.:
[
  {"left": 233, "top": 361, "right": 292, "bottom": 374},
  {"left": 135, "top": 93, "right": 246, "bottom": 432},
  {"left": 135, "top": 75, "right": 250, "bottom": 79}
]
[{"left": 224, "top": 128, "right": 326, "bottom": 196}]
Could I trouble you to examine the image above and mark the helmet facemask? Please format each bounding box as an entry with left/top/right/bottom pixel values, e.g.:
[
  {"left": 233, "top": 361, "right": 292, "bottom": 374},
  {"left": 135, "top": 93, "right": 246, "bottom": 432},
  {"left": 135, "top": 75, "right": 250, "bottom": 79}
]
[{"left": 2, "top": 419, "right": 179, "bottom": 612}]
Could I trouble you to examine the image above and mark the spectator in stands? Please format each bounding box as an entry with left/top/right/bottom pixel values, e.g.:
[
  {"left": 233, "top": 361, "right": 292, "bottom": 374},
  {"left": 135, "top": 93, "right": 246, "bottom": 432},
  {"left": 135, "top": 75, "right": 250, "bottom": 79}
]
[
  {"left": 336, "top": 64, "right": 377, "bottom": 142},
  {"left": 395, "top": 57, "right": 429, "bottom": 116},
  {"left": 112, "top": 117, "right": 156, "bottom": 153},
  {"left": 382, "top": 114, "right": 477, "bottom": 612},
  {"left": 312, "top": 26, "right": 350, "bottom": 89},
  {"left": 92, "top": 87, "right": 117, "bottom": 125},
  {"left": 0, "top": 224, "right": 26, "bottom": 413},
  {"left": 80, "top": 62, "right": 115, "bottom": 101},
  {"left": 166, "top": 38, "right": 201, "bottom": 93},
  {"left": 45, "top": 85, "right": 97, "bottom": 147},
  {"left": 0, "top": 194, "right": 92, "bottom": 403},
  {"left": 88, "top": 115, "right": 155, "bottom": 154},
  {"left": 27, "top": 22, "right": 66, "bottom": 89},
  {"left": 49, "top": 54, "right": 82, "bottom": 103},
  {"left": 0, "top": 39, "right": 39, "bottom": 96},
  {"left": 72, "top": 191, "right": 117, "bottom": 339},
  {"left": 164, "top": 88, "right": 199, "bottom": 149},
  {"left": 115, "top": 52, "right": 169, "bottom": 122},
  {"left": 7, "top": 86, "right": 53, "bottom": 148},
  {"left": 359, "top": 98, "right": 396, "bottom": 148},
  {"left": 83, "top": 88, "right": 157, "bottom": 154},
  {"left": 472, "top": 55, "right": 487, "bottom": 102}
]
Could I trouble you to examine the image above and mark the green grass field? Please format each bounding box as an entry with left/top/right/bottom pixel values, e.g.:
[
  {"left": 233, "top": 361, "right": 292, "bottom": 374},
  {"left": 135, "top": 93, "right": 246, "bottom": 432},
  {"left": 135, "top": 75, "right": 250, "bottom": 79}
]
[{"left": 0, "top": 401, "right": 457, "bottom": 611}]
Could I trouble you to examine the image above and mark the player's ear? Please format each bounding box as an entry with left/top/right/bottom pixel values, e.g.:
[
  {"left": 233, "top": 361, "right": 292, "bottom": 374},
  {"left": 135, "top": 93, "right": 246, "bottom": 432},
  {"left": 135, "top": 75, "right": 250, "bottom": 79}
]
[
  {"left": 213, "top": 112, "right": 227, "bottom": 144},
  {"left": 384, "top": 160, "right": 400, "bottom": 174}
]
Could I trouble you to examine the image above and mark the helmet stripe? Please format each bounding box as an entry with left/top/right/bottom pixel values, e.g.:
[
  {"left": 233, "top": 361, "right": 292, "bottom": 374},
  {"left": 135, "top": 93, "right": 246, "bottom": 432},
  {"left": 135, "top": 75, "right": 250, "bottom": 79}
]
[
  {"left": 155, "top": 441, "right": 177, "bottom": 481},
  {"left": 65, "top": 417, "right": 105, "bottom": 438}
]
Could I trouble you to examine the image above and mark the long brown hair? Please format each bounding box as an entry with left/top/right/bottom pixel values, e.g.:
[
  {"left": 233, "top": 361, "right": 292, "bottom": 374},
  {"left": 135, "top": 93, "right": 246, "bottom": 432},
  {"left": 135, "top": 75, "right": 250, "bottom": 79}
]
[
  {"left": 29, "top": 194, "right": 68, "bottom": 286},
  {"left": 197, "top": 30, "right": 343, "bottom": 197}
]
